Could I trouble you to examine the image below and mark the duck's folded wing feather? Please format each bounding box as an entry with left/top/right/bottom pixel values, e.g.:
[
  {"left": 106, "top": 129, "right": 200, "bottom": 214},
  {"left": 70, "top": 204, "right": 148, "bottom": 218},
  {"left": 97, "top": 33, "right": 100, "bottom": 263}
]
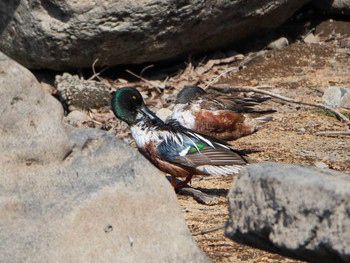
[{"left": 156, "top": 134, "right": 247, "bottom": 168}]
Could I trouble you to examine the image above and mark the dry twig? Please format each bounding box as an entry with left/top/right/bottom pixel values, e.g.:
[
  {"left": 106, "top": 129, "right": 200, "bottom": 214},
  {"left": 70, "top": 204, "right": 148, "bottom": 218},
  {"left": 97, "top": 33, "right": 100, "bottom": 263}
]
[
  {"left": 125, "top": 69, "right": 165, "bottom": 89},
  {"left": 88, "top": 58, "right": 109, "bottom": 81},
  {"left": 192, "top": 224, "right": 225, "bottom": 236},
  {"left": 316, "top": 131, "right": 350, "bottom": 136},
  {"left": 204, "top": 67, "right": 239, "bottom": 89},
  {"left": 140, "top": 64, "right": 154, "bottom": 77},
  {"left": 177, "top": 187, "right": 219, "bottom": 205}
]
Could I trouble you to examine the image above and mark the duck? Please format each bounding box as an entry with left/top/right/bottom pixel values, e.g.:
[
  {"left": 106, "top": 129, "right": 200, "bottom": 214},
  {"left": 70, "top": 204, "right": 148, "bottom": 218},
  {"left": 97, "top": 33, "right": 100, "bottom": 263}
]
[
  {"left": 110, "top": 87, "right": 248, "bottom": 189},
  {"left": 170, "top": 85, "right": 274, "bottom": 140}
]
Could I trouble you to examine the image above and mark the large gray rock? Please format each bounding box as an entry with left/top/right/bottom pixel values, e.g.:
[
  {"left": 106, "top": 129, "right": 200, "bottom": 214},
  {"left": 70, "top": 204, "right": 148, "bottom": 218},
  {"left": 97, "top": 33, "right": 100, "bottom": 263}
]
[
  {"left": 225, "top": 163, "right": 350, "bottom": 263},
  {"left": 0, "top": 58, "right": 210, "bottom": 262},
  {"left": 0, "top": 54, "right": 72, "bottom": 165},
  {"left": 0, "top": 0, "right": 308, "bottom": 70}
]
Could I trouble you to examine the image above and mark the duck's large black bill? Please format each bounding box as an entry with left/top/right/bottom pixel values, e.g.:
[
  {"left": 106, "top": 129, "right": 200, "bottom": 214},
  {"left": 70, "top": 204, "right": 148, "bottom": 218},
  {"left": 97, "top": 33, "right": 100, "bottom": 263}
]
[{"left": 139, "top": 105, "right": 163, "bottom": 122}]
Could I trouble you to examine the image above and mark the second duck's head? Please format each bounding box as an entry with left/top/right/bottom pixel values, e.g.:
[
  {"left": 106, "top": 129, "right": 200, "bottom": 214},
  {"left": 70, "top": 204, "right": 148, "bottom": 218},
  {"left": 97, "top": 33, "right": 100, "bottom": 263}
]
[{"left": 176, "top": 85, "right": 206, "bottom": 104}]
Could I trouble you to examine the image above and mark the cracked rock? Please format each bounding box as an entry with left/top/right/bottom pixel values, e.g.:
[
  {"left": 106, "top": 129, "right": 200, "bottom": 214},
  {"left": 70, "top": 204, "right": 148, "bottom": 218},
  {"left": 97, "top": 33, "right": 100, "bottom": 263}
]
[
  {"left": 0, "top": 0, "right": 308, "bottom": 70},
  {"left": 225, "top": 163, "right": 350, "bottom": 263},
  {"left": 0, "top": 56, "right": 210, "bottom": 263}
]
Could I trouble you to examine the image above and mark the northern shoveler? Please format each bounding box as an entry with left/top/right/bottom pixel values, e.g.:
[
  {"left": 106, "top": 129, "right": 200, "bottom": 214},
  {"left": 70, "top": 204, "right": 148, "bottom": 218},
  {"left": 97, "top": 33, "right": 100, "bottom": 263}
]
[
  {"left": 170, "top": 85, "right": 274, "bottom": 140},
  {"left": 110, "top": 87, "right": 248, "bottom": 189}
]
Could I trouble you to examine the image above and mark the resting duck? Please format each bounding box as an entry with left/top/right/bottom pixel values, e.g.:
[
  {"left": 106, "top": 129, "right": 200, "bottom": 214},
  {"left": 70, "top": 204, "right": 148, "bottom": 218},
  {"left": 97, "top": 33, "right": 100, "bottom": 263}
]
[
  {"left": 110, "top": 87, "right": 248, "bottom": 188},
  {"left": 170, "top": 85, "right": 274, "bottom": 140}
]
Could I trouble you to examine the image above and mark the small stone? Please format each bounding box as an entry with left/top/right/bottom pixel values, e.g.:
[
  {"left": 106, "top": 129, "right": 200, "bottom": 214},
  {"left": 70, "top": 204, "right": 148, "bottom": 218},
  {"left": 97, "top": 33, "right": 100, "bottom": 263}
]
[
  {"left": 267, "top": 37, "right": 289, "bottom": 50},
  {"left": 307, "top": 121, "right": 320, "bottom": 127},
  {"left": 339, "top": 37, "right": 350, "bottom": 48},
  {"left": 322, "top": 86, "right": 350, "bottom": 108},
  {"left": 65, "top": 110, "right": 90, "bottom": 126},
  {"left": 303, "top": 33, "right": 320, "bottom": 44},
  {"left": 314, "top": 161, "right": 329, "bottom": 169},
  {"left": 339, "top": 93, "right": 350, "bottom": 109}
]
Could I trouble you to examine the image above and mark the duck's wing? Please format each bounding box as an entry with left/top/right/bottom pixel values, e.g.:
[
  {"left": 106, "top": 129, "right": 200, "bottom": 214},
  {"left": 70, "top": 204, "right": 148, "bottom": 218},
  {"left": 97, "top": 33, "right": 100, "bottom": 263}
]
[
  {"left": 204, "top": 87, "right": 275, "bottom": 113},
  {"left": 213, "top": 95, "right": 275, "bottom": 113},
  {"left": 156, "top": 123, "right": 247, "bottom": 175}
]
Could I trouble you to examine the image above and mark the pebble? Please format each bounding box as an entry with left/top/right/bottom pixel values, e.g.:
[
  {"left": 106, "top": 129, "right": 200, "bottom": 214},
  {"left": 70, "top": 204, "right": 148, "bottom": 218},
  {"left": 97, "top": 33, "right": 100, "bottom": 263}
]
[
  {"left": 307, "top": 121, "right": 320, "bottom": 127},
  {"left": 314, "top": 162, "right": 329, "bottom": 169},
  {"left": 65, "top": 110, "right": 90, "bottom": 125},
  {"left": 339, "top": 37, "right": 350, "bottom": 48},
  {"left": 339, "top": 93, "right": 350, "bottom": 109},
  {"left": 322, "top": 86, "right": 350, "bottom": 108},
  {"left": 267, "top": 37, "right": 289, "bottom": 50},
  {"left": 303, "top": 33, "right": 320, "bottom": 44}
]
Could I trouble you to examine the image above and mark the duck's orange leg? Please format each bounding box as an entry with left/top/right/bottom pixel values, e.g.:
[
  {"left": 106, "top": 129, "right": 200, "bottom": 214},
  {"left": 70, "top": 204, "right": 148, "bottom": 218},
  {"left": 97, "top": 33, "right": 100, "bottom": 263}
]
[
  {"left": 174, "top": 174, "right": 193, "bottom": 189},
  {"left": 171, "top": 175, "right": 177, "bottom": 187}
]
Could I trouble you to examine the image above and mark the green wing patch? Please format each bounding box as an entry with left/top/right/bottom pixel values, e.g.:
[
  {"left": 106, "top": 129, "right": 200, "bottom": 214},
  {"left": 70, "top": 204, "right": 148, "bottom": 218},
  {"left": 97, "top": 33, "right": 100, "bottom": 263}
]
[{"left": 189, "top": 142, "right": 206, "bottom": 153}]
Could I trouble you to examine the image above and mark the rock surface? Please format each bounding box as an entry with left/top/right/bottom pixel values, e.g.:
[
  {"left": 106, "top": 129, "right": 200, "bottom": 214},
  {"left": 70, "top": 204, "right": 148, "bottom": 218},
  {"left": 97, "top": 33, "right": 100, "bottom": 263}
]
[
  {"left": 225, "top": 163, "right": 350, "bottom": 262},
  {"left": 0, "top": 58, "right": 209, "bottom": 262},
  {"left": 322, "top": 86, "right": 350, "bottom": 108},
  {"left": 55, "top": 73, "right": 112, "bottom": 111},
  {"left": 0, "top": 55, "right": 71, "bottom": 165},
  {"left": 0, "top": 0, "right": 308, "bottom": 70}
]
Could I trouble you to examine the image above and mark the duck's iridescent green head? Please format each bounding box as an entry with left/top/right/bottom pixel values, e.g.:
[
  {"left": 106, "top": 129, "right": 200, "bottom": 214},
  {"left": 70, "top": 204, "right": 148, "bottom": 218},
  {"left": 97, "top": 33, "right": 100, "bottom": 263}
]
[
  {"left": 111, "top": 87, "right": 159, "bottom": 125},
  {"left": 110, "top": 87, "right": 144, "bottom": 125},
  {"left": 176, "top": 85, "right": 206, "bottom": 104}
]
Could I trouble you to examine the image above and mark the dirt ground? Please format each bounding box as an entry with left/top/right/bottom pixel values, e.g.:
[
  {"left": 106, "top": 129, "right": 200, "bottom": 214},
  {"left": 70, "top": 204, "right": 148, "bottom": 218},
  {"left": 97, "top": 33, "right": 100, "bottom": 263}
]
[
  {"left": 55, "top": 16, "right": 350, "bottom": 262},
  {"left": 175, "top": 20, "right": 350, "bottom": 262}
]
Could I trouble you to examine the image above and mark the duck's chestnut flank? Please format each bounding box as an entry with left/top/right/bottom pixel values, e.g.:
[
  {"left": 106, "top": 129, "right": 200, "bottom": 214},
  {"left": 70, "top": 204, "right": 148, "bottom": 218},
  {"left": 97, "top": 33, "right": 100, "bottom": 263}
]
[{"left": 170, "top": 85, "right": 275, "bottom": 140}]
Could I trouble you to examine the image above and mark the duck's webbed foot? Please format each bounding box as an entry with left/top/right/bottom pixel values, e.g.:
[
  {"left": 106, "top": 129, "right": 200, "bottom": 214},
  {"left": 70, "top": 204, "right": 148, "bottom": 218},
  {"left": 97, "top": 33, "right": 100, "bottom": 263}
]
[{"left": 171, "top": 174, "right": 192, "bottom": 189}]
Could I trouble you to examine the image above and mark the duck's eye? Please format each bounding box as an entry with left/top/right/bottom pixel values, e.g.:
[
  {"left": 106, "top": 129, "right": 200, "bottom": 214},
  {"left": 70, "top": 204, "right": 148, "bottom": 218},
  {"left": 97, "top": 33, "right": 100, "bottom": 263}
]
[{"left": 132, "top": 95, "right": 137, "bottom": 100}]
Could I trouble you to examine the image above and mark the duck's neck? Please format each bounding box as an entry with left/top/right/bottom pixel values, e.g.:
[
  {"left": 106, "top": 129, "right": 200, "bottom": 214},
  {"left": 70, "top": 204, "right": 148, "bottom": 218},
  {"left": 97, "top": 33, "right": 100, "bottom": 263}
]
[{"left": 130, "top": 118, "right": 164, "bottom": 148}]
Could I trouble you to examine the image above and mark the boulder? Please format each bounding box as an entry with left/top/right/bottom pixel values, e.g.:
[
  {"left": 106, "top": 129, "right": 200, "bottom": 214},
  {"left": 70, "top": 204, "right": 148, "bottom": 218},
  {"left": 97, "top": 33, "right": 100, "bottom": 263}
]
[
  {"left": 322, "top": 86, "right": 350, "bottom": 108},
  {"left": 0, "top": 0, "right": 308, "bottom": 70},
  {"left": 225, "top": 163, "right": 350, "bottom": 262},
  {"left": 0, "top": 54, "right": 72, "bottom": 165},
  {"left": 0, "top": 57, "right": 210, "bottom": 262}
]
